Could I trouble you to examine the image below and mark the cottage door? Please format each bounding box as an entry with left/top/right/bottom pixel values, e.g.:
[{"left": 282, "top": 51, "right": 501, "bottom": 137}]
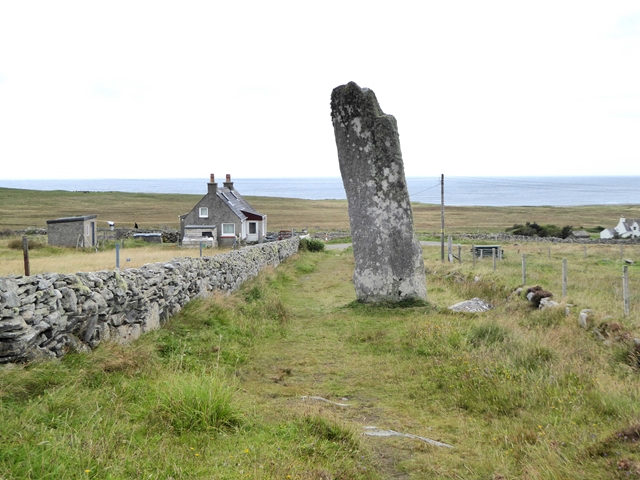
[{"left": 247, "top": 222, "right": 258, "bottom": 242}]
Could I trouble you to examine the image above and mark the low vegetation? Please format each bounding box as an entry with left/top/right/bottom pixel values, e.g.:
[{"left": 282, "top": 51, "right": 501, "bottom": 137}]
[
  {"left": 506, "top": 221, "right": 574, "bottom": 238},
  {"left": 299, "top": 237, "right": 326, "bottom": 252},
  {"left": 2, "top": 239, "right": 640, "bottom": 478}
]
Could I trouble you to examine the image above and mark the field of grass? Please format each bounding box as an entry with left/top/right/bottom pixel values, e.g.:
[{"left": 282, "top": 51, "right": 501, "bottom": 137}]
[
  {"left": 2, "top": 239, "right": 640, "bottom": 478},
  {"left": 3, "top": 186, "right": 640, "bottom": 233},
  {"left": 0, "top": 235, "right": 232, "bottom": 277}
]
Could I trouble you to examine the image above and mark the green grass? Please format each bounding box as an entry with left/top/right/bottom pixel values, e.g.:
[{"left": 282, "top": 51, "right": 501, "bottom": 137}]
[{"left": 2, "top": 242, "right": 640, "bottom": 478}]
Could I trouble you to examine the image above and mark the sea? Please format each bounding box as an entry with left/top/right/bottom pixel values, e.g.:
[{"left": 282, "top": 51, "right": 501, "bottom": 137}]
[{"left": 0, "top": 176, "right": 638, "bottom": 207}]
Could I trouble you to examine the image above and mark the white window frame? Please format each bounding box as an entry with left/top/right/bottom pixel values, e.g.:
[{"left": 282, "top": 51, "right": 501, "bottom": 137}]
[
  {"left": 199, "top": 207, "right": 208, "bottom": 218},
  {"left": 221, "top": 223, "right": 235, "bottom": 237}
]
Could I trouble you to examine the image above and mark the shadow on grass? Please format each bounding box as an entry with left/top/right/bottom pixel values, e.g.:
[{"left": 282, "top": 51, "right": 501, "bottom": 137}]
[{"left": 343, "top": 297, "right": 431, "bottom": 311}]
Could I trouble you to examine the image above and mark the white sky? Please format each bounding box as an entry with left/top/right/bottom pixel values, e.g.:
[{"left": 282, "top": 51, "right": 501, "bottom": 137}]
[{"left": 1, "top": 1, "right": 639, "bottom": 180}]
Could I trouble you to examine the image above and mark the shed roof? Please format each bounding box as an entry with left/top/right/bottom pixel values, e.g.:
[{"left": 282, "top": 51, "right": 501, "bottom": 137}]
[{"left": 46, "top": 214, "right": 97, "bottom": 224}]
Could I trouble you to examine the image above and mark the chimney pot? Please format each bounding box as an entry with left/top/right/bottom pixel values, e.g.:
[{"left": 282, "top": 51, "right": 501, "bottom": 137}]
[
  {"left": 207, "top": 174, "right": 217, "bottom": 195},
  {"left": 223, "top": 174, "right": 234, "bottom": 191}
]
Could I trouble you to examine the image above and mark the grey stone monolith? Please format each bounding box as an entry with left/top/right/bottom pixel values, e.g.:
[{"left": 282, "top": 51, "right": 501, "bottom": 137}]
[{"left": 330, "top": 81, "right": 426, "bottom": 303}]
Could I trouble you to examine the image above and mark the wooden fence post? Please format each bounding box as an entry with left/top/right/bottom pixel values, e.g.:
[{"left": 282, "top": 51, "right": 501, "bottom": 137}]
[
  {"left": 562, "top": 258, "right": 567, "bottom": 297},
  {"left": 22, "top": 236, "right": 30, "bottom": 276},
  {"left": 458, "top": 244, "right": 462, "bottom": 264},
  {"left": 492, "top": 248, "right": 496, "bottom": 272},
  {"left": 623, "top": 265, "right": 630, "bottom": 317},
  {"left": 472, "top": 244, "right": 476, "bottom": 268}
]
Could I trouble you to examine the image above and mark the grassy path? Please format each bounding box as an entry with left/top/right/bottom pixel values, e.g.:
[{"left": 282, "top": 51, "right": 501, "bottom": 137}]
[{"left": 238, "top": 250, "right": 453, "bottom": 478}]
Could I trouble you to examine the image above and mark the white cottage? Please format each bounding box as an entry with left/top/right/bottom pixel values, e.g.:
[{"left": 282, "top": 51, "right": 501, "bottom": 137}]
[{"left": 600, "top": 217, "right": 640, "bottom": 239}]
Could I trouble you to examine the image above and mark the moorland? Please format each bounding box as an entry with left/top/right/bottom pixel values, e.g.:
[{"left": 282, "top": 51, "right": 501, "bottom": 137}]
[{"left": 2, "top": 186, "right": 640, "bottom": 233}]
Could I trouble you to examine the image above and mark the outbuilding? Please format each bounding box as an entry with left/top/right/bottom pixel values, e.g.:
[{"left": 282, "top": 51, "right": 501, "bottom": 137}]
[
  {"left": 570, "top": 230, "right": 591, "bottom": 239},
  {"left": 46, "top": 215, "right": 98, "bottom": 247}
]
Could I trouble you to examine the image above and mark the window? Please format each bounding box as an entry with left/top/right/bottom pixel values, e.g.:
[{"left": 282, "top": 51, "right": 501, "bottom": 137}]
[
  {"left": 85, "top": 225, "right": 90, "bottom": 236},
  {"left": 249, "top": 222, "right": 257, "bottom": 234},
  {"left": 199, "top": 207, "right": 208, "bottom": 218},
  {"left": 222, "top": 223, "right": 235, "bottom": 236}
]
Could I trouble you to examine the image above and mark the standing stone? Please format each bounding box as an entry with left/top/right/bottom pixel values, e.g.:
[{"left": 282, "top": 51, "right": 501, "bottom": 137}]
[{"left": 331, "top": 82, "right": 426, "bottom": 303}]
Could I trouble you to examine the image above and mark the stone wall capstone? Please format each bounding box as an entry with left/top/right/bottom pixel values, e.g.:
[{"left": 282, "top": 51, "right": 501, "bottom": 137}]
[{"left": 0, "top": 238, "right": 299, "bottom": 363}]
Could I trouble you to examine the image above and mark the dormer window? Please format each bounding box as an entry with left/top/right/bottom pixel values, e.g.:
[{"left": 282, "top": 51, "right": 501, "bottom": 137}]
[{"left": 199, "top": 207, "right": 208, "bottom": 218}]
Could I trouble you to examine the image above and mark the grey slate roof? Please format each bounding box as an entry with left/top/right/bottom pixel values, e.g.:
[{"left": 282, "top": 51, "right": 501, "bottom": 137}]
[
  {"left": 217, "top": 187, "right": 264, "bottom": 220},
  {"left": 571, "top": 230, "right": 590, "bottom": 238}
]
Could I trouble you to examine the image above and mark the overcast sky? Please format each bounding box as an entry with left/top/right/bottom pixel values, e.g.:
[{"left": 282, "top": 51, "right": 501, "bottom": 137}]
[{"left": 1, "top": 1, "right": 639, "bottom": 180}]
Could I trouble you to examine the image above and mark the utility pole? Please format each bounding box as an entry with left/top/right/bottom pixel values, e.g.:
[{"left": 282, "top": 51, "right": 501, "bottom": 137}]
[{"left": 440, "top": 174, "right": 445, "bottom": 262}]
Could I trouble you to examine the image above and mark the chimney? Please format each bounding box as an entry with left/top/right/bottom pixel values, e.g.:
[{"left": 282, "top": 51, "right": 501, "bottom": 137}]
[
  {"left": 223, "top": 174, "right": 234, "bottom": 190},
  {"left": 208, "top": 173, "right": 217, "bottom": 195}
]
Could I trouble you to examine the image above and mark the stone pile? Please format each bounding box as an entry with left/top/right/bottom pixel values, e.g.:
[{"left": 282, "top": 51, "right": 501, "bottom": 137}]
[{"left": 0, "top": 238, "right": 299, "bottom": 363}]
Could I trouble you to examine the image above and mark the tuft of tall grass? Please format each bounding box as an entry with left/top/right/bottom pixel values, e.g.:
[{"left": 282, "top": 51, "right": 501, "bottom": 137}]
[{"left": 153, "top": 373, "right": 242, "bottom": 433}]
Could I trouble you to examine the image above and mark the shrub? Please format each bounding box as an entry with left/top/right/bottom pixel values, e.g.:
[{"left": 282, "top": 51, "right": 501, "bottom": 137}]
[
  {"left": 505, "top": 222, "right": 573, "bottom": 238},
  {"left": 300, "top": 237, "right": 325, "bottom": 252}
]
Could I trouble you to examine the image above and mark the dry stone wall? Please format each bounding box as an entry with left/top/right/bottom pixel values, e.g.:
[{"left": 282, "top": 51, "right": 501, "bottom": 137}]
[
  {"left": 452, "top": 233, "right": 640, "bottom": 244},
  {"left": 0, "top": 238, "right": 299, "bottom": 363}
]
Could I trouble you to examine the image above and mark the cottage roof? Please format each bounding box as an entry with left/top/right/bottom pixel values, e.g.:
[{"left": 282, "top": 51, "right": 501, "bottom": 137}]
[
  {"left": 217, "top": 186, "right": 264, "bottom": 221},
  {"left": 571, "top": 230, "right": 590, "bottom": 238}
]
